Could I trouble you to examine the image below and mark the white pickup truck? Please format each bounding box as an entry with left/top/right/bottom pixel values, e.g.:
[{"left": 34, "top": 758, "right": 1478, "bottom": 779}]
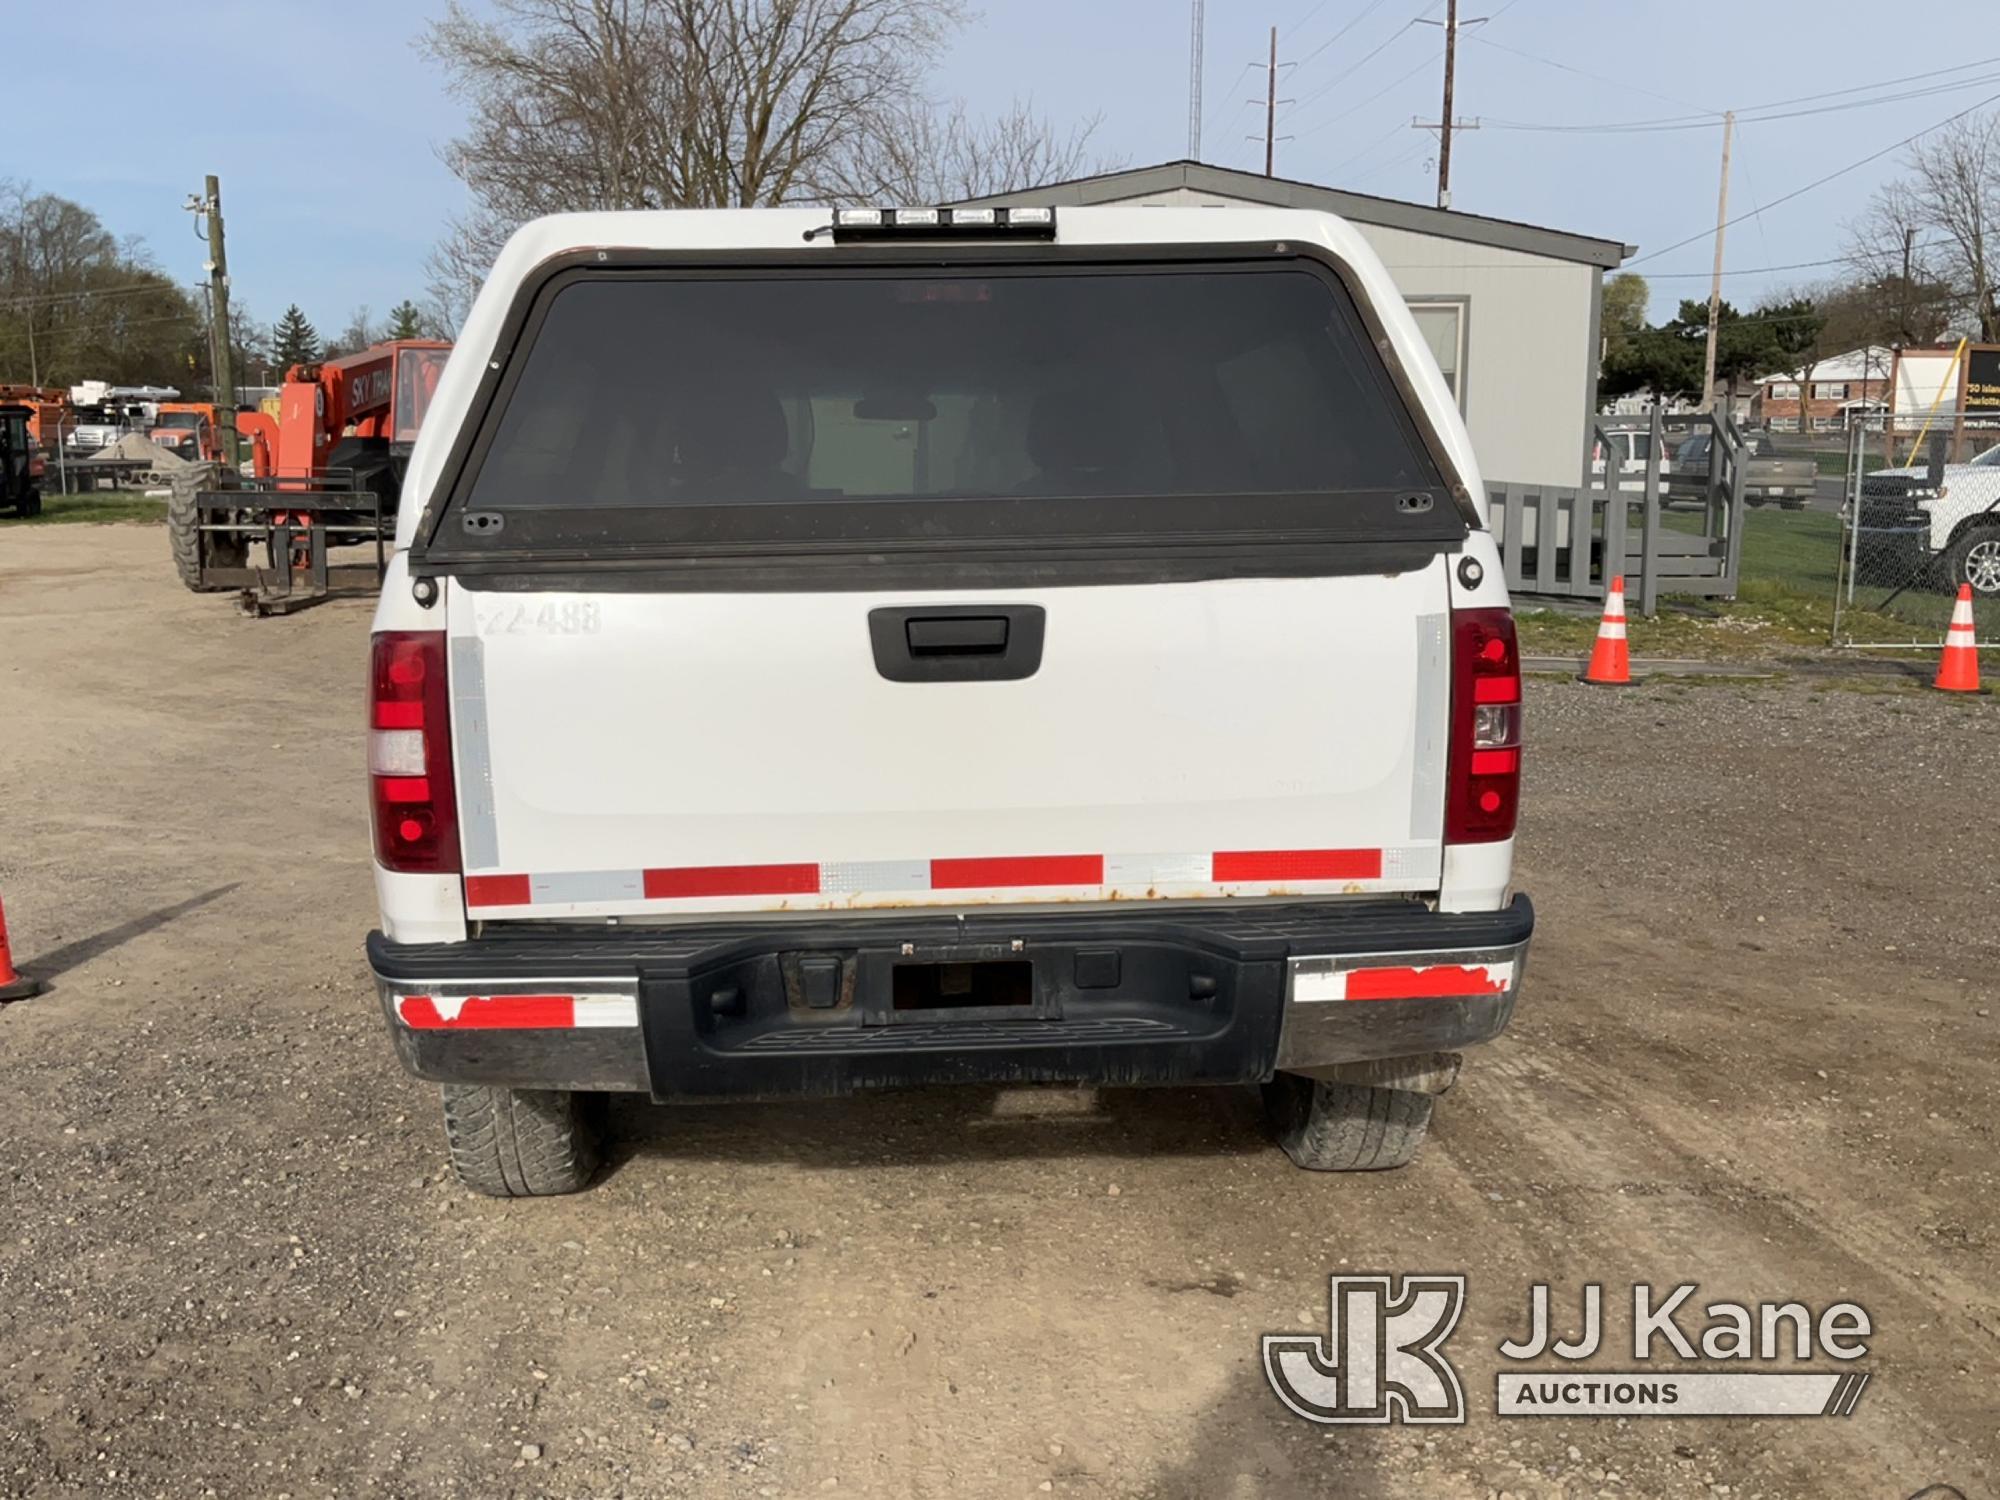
[{"left": 365, "top": 205, "right": 1534, "bottom": 1195}]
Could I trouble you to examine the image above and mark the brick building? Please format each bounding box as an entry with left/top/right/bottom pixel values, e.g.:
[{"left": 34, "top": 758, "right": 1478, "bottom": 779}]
[{"left": 1754, "top": 346, "right": 1892, "bottom": 432}]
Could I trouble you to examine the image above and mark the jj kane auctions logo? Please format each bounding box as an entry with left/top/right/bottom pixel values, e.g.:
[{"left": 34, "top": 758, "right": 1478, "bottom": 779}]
[{"left": 1264, "top": 1277, "right": 1872, "bottom": 1424}]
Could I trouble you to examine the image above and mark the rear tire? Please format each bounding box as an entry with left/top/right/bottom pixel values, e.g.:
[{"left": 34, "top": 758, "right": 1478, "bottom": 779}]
[
  {"left": 1263, "top": 1072, "right": 1434, "bottom": 1171},
  {"left": 439, "top": 1084, "right": 602, "bottom": 1197}
]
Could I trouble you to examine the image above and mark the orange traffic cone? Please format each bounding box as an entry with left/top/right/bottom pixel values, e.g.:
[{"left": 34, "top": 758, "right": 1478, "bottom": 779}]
[
  {"left": 1934, "top": 584, "right": 1982, "bottom": 694},
  {"left": 1582, "top": 575, "right": 1637, "bottom": 686},
  {"left": 0, "top": 893, "right": 44, "bottom": 1002}
]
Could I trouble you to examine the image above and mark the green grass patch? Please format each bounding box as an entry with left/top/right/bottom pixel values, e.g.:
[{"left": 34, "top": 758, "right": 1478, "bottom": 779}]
[
  {"left": 11, "top": 493, "right": 166, "bottom": 525},
  {"left": 1517, "top": 506, "right": 1935, "bottom": 660},
  {"left": 1737, "top": 506, "right": 1966, "bottom": 642}
]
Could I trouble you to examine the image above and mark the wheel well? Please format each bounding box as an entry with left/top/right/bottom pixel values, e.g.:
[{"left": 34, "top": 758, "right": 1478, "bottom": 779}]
[{"left": 1945, "top": 513, "right": 2000, "bottom": 549}]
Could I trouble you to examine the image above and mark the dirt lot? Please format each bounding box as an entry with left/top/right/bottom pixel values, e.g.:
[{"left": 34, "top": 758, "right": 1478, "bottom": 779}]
[{"left": 1, "top": 524, "right": 1995, "bottom": 1500}]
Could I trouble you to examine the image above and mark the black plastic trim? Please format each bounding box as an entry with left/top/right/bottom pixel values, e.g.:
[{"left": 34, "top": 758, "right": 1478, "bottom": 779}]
[
  {"left": 870, "top": 603, "right": 1046, "bottom": 681},
  {"left": 368, "top": 897, "right": 1532, "bottom": 1100},
  {"left": 429, "top": 537, "right": 1457, "bottom": 594},
  {"left": 369, "top": 896, "right": 1533, "bottom": 979}
]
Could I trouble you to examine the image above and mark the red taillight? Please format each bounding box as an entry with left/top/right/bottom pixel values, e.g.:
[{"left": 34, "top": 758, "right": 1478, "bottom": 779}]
[
  {"left": 1445, "top": 608, "right": 1521, "bottom": 844},
  {"left": 369, "top": 631, "right": 460, "bottom": 873}
]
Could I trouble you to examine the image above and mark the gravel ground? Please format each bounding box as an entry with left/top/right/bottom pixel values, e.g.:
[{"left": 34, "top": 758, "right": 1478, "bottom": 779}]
[{"left": 1, "top": 526, "right": 1995, "bottom": 1499}]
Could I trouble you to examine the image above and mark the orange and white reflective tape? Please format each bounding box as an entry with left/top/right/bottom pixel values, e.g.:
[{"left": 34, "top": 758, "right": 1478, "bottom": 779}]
[
  {"left": 1290, "top": 955, "right": 1519, "bottom": 1003},
  {"left": 394, "top": 992, "right": 638, "bottom": 1030}
]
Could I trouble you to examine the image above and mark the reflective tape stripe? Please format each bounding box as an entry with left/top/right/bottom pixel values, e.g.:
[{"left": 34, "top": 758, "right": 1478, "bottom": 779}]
[
  {"left": 1104, "top": 852, "right": 1212, "bottom": 886},
  {"left": 1212, "top": 848, "right": 1383, "bottom": 883},
  {"left": 394, "top": 993, "right": 639, "bottom": 1029},
  {"left": 464, "top": 873, "right": 532, "bottom": 907},
  {"left": 930, "top": 854, "right": 1103, "bottom": 888},
  {"left": 642, "top": 863, "right": 820, "bottom": 899},
  {"left": 464, "top": 845, "right": 1442, "bottom": 908},
  {"left": 819, "top": 859, "right": 931, "bottom": 894},
  {"left": 571, "top": 996, "right": 642, "bottom": 1027},
  {"left": 1291, "top": 957, "right": 1518, "bottom": 1004}
]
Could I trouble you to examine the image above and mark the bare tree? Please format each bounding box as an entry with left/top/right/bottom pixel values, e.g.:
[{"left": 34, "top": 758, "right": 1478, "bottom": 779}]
[
  {"left": 1848, "top": 114, "right": 2000, "bottom": 342},
  {"left": 852, "top": 98, "right": 1112, "bottom": 205},
  {"left": 0, "top": 179, "right": 203, "bottom": 387},
  {"left": 324, "top": 305, "right": 386, "bottom": 359},
  {"left": 420, "top": 0, "right": 1107, "bottom": 329}
]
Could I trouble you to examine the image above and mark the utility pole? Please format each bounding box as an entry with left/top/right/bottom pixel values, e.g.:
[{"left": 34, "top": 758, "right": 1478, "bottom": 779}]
[
  {"left": 185, "top": 175, "right": 240, "bottom": 468},
  {"left": 1897, "top": 225, "right": 1917, "bottom": 344},
  {"left": 1187, "top": 0, "right": 1205, "bottom": 160},
  {"left": 1248, "top": 30, "right": 1291, "bottom": 173},
  {"left": 1264, "top": 25, "right": 1278, "bottom": 176},
  {"left": 1438, "top": 0, "right": 1459, "bottom": 208},
  {"left": 1888, "top": 224, "right": 1915, "bottom": 460},
  {"left": 1698, "top": 111, "right": 1734, "bottom": 415},
  {"left": 1413, "top": 3, "right": 1482, "bottom": 208}
]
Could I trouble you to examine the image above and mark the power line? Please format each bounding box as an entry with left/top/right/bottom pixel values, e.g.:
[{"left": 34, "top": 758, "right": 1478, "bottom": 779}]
[
  {"left": 1664, "top": 283, "right": 1976, "bottom": 331},
  {"left": 1286, "top": 2, "right": 1438, "bottom": 119},
  {"left": 1326, "top": 120, "right": 1416, "bottom": 178},
  {"left": 1346, "top": 140, "right": 1433, "bottom": 188},
  {"left": 1625, "top": 87, "right": 2000, "bottom": 268},
  {"left": 1294, "top": 48, "right": 1443, "bottom": 141},
  {"left": 1292, "top": 0, "right": 1400, "bottom": 67},
  {"left": 0, "top": 281, "right": 196, "bottom": 311},
  {"left": 1293, "top": 0, "right": 1518, "bottom": 182},
  {"left": 1280, "top": 0, "right": 1336, "bottom": 42},
  {"left": 1466, "top": 33, "right": 1720, "bottom": 117},
  {"left": 1736, "top": 54, "right": 2000, "bottom": 117},
  {"left": 1203, "top": 60, "right": 1261, "bottom": 148},
  {"left": 1360, "top": 242, "right": 1951, "bottom": 279},
  {"left": 1369, "top": 254, "right": 1839, "bottom": 276},
  {"left": 1485, "top": 63, "right": 2000, "bottom": 134}
]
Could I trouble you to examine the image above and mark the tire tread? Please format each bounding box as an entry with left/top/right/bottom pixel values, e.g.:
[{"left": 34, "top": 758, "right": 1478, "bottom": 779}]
[
  {"left": 440, "top": 1084, "right": 600, "bottom": 1197},
  {"left": 1264, "top": 1073, "right": 1433, "bottom": 1172}
]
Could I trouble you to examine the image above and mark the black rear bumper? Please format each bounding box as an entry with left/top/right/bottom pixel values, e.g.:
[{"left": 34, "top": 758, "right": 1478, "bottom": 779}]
[{"left": 368, "top": 896, "right": 1533, "bottom": 1100}]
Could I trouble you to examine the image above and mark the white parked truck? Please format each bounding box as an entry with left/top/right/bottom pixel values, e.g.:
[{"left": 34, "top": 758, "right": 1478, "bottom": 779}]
[
  {"left": 1853, "top": 442, "right": 2000, "bottom": 596},
  {"left": 365, "top": 205, "right": 1534, "bottom": 1196}
]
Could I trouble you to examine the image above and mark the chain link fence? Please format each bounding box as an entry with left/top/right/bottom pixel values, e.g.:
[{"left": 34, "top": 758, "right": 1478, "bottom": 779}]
[{"left": 1832, "top": 414, "right": 2000, "bottom": 648}]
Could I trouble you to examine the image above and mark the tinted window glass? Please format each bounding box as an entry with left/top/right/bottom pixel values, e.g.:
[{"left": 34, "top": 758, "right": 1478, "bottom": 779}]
[{"left": 462, "top": 267, "right": 1437, "bottom": 512}]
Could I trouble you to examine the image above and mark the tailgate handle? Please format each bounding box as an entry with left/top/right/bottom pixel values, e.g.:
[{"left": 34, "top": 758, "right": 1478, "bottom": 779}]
[
  {"left": 907, "top": 615, "right": 1008, "bottom": 655},
  {"left": 869, "top": 605, "right": 1046, "bottom": 683}
]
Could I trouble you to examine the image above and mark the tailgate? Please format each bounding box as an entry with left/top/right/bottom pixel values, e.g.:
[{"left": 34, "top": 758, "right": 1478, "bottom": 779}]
[
  {"left": 415, "top": 244, "right": 1473, "bottom": 920},
  {"left": 446, "top": 571, "right": 1452, "bottom": 918}
]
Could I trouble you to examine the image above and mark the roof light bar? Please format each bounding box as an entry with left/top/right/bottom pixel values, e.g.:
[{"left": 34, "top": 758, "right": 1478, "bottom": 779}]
[{"left": 829, "top": 206, "right": 1058, "bottom": 243}]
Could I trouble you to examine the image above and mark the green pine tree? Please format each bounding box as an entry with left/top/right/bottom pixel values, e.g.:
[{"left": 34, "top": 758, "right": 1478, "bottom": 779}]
[
  {"left": 386, "top": 300, "right": 427, "bottom": 340},
  {"left": 271, "top": 304, "right": 322, "bottom": 371}
]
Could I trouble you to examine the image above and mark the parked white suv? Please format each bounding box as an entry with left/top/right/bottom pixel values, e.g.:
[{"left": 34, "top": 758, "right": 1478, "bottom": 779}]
[{"left": 364, "top": 205, "right": 1533, "bottom": 1195}]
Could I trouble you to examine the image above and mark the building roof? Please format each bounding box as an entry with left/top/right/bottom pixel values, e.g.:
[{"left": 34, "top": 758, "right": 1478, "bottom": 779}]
[
  {"left": 956, "top": 159, "right": 1635, "bottom": 270},
  {"left": 1756, "top": 346, "right": 1894, "bottom": 384}
]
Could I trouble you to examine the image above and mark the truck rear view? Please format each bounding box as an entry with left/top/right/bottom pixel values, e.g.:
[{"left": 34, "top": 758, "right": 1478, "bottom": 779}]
[{"left": 366, "top": 205, "right": 1533, "bottom": 1195}]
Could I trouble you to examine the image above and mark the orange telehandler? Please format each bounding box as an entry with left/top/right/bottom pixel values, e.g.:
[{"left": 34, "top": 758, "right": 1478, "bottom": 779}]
[{"left": 172, "top": 339, "right": 449, "bottom": 604}]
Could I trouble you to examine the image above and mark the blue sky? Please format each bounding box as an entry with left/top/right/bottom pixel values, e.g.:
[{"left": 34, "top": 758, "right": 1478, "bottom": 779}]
[{"left": 9, "top": 0, "right": 1996, "bottom": 333}]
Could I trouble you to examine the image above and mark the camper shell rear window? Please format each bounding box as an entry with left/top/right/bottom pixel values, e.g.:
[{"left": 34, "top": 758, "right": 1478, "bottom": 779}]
[{"left": 418, "top": 247, "right": 1469, "bottom": 587}]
